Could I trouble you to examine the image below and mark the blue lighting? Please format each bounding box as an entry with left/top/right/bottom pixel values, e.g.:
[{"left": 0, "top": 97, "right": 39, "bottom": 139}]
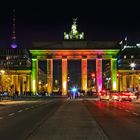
[
  {"left": 11, "top": 43, "right": 17, "bottom": 48},
  {"left": 71, "top": 87, "right": 77, "bottom": 92}
]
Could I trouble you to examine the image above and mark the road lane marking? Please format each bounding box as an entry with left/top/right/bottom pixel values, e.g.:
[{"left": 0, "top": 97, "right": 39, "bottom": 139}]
[
  {"left": 0, "top": 117, "right": 3, "bottom": 119},
  {"left": 18, "top": 110, "right": 23, "bottom": 113},
  {"left": 132, "top": 112, "right": 139, "bottom": 116},
  {"left": 8, "top": 113, "right": 15, "bottom": 116}
]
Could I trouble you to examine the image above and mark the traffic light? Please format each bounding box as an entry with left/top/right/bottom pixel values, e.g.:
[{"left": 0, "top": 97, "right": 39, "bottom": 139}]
[
  {"left": 91, "top": 72, "right": 95, "bottom": 79},
  {"left": 117, "top": 73, "right": 121, "bottom": 78}
]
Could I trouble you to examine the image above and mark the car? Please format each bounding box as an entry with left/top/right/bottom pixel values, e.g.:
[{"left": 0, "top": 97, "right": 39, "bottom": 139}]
[
  {"left": 99, "top": 89, "right": 110, "bottom": 101},
  {"left": 110, "top": 91, "right": 120, "bottom": 101},
  {"left": 99, "top": 94, "right": 110, "bottom": 101},
  {"left": 119, "top": 91, "right": 137, "bottom": 102}
]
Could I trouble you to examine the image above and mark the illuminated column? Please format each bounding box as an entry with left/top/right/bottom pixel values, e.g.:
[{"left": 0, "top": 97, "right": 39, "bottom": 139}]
[
  {"left": 23, "top": 75, "right": 27, "bottom": 93},
  {"left": 122, "top": 75, "right": 127, "bottom": 91},
  {"left": 26, "top": 74, "right": 30, "bottom": 92},
  {"left": 111, "top": 58, "right": 117, "bottom": 91},
  {"left": 96, "top": 58, "right": 102, "bottom": 93},
  {"left": 11, "top": 75, "right": 14, "bottom": 87},
  {"left": 11, "top": 75, "right": 14, "bottom": 96},
  {"left": 130, "top": 75, "right": 134, "bottom": 91},
  {"left": 18, "top": 75, "right": 21, "bottom": 94},
  {"left": 62, "top": 59, "right": 67, "bottom": 95},
  {"left": 13, "top": 75, "right": 17, "bottom": 93},
  {"left": 47, "top": 59, "right": 53, "bottom": 94},
  {"left": 31, "top": 58, "right": 38, "bottom": 94},
  {"left": 81, "top": 58, "right": 87, "bottom": 92},
  {"left": 120, "top": 75, "right": 123, "bottom": 91},
  {"left": 14, "top": 74, "right": 19, "bottom": 94}
]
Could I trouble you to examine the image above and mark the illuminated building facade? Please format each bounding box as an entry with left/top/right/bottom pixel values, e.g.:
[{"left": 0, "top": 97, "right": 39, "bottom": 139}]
[
  {"left": 117, "top": 43, "right": 140, "bottom": 92},
  {"left": 0, "top": 48, "right": 31, "bottom": 94}
]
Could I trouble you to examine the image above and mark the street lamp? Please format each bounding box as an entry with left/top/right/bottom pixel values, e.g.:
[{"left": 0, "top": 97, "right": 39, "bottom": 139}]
[
  {"left": 130, "top": 62, "right": 136, "bottom": 92},
  {"left": 0, "top": 70, "right": 5, "bottom": 75},
  {"left": 106, "top": 77, "right": 111, "bottom": 89},
  {"left": 130, "top": 62, "right": 136, "bottom": 70}
]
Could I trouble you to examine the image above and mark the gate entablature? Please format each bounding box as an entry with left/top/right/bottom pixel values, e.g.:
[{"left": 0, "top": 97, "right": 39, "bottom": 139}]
[{"left": 30, "top": 49, "right": 119, "bottom": 60}]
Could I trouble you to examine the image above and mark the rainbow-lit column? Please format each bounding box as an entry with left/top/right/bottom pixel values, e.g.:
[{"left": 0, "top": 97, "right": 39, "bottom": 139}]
[
  {"left": 62, "top": 59, "right": 67, "bottom": 95},
  {"left": 81, "top": 58, "right": 87, "bottom": 92},
  {"left": 96, "top": 58, "right": 102, "bottom": 93},
  {"left": 47, "top": 59, "right": 53, "bottom": 94},
  {"left": 31, "top": 58, "right": 38, "bottom": 94},
  {"left": 111, "top": 58, "right": 117, "bottom": 91}
]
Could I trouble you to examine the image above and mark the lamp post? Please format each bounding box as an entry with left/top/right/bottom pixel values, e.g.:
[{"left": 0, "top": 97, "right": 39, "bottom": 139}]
[
  {"left": 130, "top": 62, "right": 136, "bottom": 92},
  {"left": 106, "top": 77, "right": 111, "bottom": 90}
]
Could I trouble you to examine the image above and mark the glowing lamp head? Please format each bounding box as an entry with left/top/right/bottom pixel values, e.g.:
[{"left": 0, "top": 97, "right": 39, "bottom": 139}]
[
  {"left": 130, "top": 63, "right": 136, "bottom": 68},
  {"left": 91, "top": 73, "right": 95, "bottom": 78},
  {"left": 117, "top": 73, "right": 120, "bottom": 78},
  {"left": 11, "top": 43, "right": 17, "bottom": 48}
]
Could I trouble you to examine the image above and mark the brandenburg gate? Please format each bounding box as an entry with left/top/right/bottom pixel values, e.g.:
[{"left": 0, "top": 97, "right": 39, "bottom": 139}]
[{"left": 29, "top": 19, "right": 120, "bottom": 95}]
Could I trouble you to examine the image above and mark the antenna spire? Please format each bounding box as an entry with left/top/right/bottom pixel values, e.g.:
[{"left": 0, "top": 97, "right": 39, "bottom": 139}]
[
  {"left": 11, "top": 9, "right": 17, "bottom": 48},
  {"left": 12, "top": 9, "right": 16, "bottom": 40}
]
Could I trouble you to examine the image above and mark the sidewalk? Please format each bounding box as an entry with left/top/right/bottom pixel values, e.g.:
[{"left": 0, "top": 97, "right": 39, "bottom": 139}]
[
  {"left": 27, "top": 100, "right": 109, "bottom": 140},
  {"left": 0, "top": 96, "right": 42, "bottom": 105}
]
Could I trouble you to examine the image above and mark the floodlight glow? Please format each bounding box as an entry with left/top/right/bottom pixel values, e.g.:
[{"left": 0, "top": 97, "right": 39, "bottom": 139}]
[
  {"left": 32, "top": 58, "right": 37, "bottom": 94},
  {"left": 32, "top": 80, "right": 36, "bottom": 92},
  {"left": 63, "top": 81, "right": 66, "bottom": 91},
  {"left": 111, "top": 58, "right": 117, "bottom": 91},
  {"left": 71, "top": 87, "right": 77, "bottom": 92},
  {"left": 11, "top": 43, "right": 17, "bottom": 48}
]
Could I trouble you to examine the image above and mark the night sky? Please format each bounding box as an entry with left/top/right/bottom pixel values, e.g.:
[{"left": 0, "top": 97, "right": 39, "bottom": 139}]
[
  {"left": 0, "top": 1, "right": 140, "bottom": 48},
  {"left": 0, "top": 1, "right": 140, "bottom": 88}
]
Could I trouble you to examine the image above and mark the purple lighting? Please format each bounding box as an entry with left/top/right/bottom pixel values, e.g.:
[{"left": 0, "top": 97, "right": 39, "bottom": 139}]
[{"left": 11, "top": 43, "right": 17, "bottom": 48}]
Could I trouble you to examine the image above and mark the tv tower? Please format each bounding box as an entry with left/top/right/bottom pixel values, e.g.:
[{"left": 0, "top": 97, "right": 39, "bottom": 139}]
[{"left": 10, "top": 9, "right": 17, "bottom": 48}]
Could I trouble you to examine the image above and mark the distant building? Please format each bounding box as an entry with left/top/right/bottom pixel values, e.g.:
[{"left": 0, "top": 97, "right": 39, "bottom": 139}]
[
  {"left": 0, "top": 48, "right": 31, "bottom": 70},
  {"left": 0, "top": 47, "right": 32, "bottom": 95},
  {"left": 0, "top": 9, "right": 32, "bottom": 95},
  {"left": 117, "top": 43, "right": 140, "bottom": 92}
]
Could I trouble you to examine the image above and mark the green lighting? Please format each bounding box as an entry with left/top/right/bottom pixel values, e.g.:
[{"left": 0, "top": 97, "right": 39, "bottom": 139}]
[
  {"left": 64, "top": 18, "right": 84, "bottom": 40},
  {"left": 111, "top": 58, "right": 117, "bottom": 91},
  {"left": 32, "top": 59, "right": 37, "bottom": 94}
]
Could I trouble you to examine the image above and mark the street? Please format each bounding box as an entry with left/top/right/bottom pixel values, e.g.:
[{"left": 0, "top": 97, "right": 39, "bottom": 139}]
[
  {"left": 84, "top": 99, "right": 140, "bottom": 140},
  {"left": 0, "top": 97, "right": 140, "bottom": 140},
  {"left": 0, "top": 98, "right": 65, "bottom": 140}
]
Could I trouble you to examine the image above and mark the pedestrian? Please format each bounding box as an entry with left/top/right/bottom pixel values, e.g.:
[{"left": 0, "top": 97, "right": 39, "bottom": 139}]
[{"left": 70, "top": 92, "right": 73, "bottom": 99}]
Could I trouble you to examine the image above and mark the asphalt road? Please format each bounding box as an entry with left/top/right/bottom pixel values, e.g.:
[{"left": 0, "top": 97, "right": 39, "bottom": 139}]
[
  {"left": 0, "top": 98, "right": 140, "bottom": 140},
  {"left": 0, "top": 98, "right": 65, "bottom": 140},
  {"left": 84, "top": 100, "right": 140, "bottom": 140}
]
